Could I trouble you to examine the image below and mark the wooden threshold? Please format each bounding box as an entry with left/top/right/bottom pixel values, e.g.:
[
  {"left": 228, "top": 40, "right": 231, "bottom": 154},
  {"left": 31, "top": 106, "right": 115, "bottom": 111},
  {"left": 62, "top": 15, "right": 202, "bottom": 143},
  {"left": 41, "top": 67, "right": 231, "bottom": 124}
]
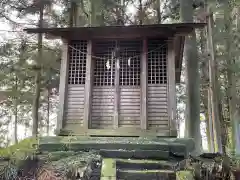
[{"left": 58, "top": 126, "right": 174, "bottom": 137}]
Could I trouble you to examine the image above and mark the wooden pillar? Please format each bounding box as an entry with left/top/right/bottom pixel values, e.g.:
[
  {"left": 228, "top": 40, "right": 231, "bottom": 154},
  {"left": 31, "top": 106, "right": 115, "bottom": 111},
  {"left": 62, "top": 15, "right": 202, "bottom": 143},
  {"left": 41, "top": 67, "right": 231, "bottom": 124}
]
[
  {"left": 141, "top": 39, "right": 148, "bottom": 130},
  {"left": 83, "top": 40, "right": 93, "bottom": 129},
  {"left": 57, "top": 39, "right": 69, "bottom": 134},
  {"left": 114, "top": 55, "right": 120, "bottom": 129},
  {"left": 168, "top": 38, "right": 177, "bottom": 136}
]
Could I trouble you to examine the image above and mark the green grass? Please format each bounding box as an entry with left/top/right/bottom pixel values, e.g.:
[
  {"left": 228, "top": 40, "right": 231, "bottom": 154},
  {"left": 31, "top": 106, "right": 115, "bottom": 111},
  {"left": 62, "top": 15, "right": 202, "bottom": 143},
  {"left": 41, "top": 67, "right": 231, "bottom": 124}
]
[{"left": 0, "top": 137, "right": 38, "bottom": 161}]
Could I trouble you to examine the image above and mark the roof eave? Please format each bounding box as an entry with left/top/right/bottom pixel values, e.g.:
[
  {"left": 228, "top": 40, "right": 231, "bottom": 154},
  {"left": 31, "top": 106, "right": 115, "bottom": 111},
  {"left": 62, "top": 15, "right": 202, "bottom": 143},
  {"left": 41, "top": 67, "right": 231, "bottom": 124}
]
[{"left": 23, "top": 23, "right": 206, "bottom": 40}]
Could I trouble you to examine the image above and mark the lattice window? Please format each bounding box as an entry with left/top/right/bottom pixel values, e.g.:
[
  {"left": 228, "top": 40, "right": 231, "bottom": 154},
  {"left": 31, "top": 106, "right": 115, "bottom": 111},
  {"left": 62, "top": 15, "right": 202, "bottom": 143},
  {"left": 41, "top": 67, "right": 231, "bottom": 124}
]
[
  {"left": 68, "top": 40, "right": 87, "bottom": 84},
  {"left": 93, "top": 40, "right": 141, "bottom": 86},
  {"left": 93, "top": 41, "right": 116, "bottom": 86},
  {"left": 147, "top": 39, "right": 167, "bottom": 84},
  {"left": 119, "top": 40, "right": 141, "bottom": 86}
]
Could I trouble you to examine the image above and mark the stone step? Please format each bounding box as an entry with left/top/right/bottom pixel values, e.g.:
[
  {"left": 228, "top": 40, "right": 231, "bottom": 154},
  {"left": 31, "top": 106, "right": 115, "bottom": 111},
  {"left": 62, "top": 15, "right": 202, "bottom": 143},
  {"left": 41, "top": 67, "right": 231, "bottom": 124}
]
[
  {"left": 100, "top": 149, "right": 171, "bottom": 160},
  {"left": 37, "top": 136, "right": 195, "bottom": 158},
  {"left": 116, "top": 159, "right": 178, "bottom": 171},
  {"left": 116, "top": 169, "right": 176, "bottom": 180}
]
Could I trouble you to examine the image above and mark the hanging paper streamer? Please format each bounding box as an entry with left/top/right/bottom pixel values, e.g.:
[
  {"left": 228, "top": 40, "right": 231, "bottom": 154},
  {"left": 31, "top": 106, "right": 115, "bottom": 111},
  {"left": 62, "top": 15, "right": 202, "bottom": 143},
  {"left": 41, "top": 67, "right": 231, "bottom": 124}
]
[
  {"left": 106, "top": 60, "right": 110, "bottom": 70},
  {"left": 116, "top": 59, "right": 120, "bottom": 69},
  {"left": 128, "top": 57, "right": 131, "bottom": 67}
]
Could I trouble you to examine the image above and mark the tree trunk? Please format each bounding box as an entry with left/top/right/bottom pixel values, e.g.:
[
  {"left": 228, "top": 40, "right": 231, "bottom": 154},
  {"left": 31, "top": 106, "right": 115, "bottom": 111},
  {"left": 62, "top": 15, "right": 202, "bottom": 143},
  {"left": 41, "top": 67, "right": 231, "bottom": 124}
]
[
  {"left": 156, "top": 0, "right": 161, "bottom": 23},
  {"left": 14, "top": 102, "right": 18, "bottom": 144},
  {"left": 69, "top": 1, "right": 76, "bottom": 27},
  {"left": 47, "top": 87, "right": 50, "bottom": 136},
  {"left": 14, "top": 75, "right": 18, "bottom": 144},
  {"left": 206, "top": 7, "right": 223, "bottom": 153},
  {"left": 234, "top": 6, "right": 240, "bottom": 155},
  {"left": 184, "top": 96, "right": 189, "bottom": 137},
  {"left": 90, "top": 0, "right": 95, "bottom": 26},
  {"left": 199, "top": 22, "right": 214, "bottom": 152},
  {"left": 24, "top": 122, "right": 28, "bottom": 137},
  {"left": 224, "top": 2, "right": 238, "bottom": 154},
  {"left": 32, "top": 5, "right": 43, "bottom": 137},
  {"left": 180, "top": 0, "right": 202, "bottom": 152},
  {"left": 207, "top": 89, "right": 215, "bottom": 152},
  {"left": 139, "top": 0, "right": 143, "bottom": 25}
]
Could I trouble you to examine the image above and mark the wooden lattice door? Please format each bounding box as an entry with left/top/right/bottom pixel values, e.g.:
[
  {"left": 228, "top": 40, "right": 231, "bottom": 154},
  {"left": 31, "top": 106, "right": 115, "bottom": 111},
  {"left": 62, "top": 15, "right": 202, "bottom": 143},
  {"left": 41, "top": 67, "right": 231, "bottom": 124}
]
[
  {"left": 91, "top": 41, "right": 116, "bottom": 129},
  {"left": 64, "top": 40, "right": 87, "bottom": 126},
  {"left": 90, "top": 40, "right": 142, "bottom": 129},
  {"left": 147, "top": 39, "right": 169, "bottom": 129}
]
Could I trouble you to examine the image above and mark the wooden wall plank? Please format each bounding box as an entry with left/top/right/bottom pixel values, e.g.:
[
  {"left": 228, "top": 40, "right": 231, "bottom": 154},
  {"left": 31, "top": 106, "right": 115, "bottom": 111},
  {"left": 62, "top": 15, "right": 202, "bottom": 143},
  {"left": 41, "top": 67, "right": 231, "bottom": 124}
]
[
  {"left": 65, "top": 85, "right": 85, "bottom": 125},
  {"left": 83, "top": 40, "right": 93, "bottom": 129},
  {"left": 167, "top": 38, "right": 177, "bottom": 135},
  {"left": 119, "top": 87, "right": 141, "bottom": 128},
  {"left": 91, "top": 87, "right": 114, "bottom": 128},
  {"left": 56, "top": 40, "right": 69, "bottom": 134},
  {"left": 141, "top": 39, "right": 148, "bottom": 130}
]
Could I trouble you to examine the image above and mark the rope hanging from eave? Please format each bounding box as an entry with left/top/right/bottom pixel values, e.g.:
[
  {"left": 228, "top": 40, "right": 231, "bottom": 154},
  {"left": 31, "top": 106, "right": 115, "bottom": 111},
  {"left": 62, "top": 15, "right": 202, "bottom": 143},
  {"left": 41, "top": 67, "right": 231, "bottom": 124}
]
[
  {"left": 68, "top": 41, "right": 168, "bottom": 63},
  {"left": 68, "top": 42, "right": 168, "bottom": 97}
]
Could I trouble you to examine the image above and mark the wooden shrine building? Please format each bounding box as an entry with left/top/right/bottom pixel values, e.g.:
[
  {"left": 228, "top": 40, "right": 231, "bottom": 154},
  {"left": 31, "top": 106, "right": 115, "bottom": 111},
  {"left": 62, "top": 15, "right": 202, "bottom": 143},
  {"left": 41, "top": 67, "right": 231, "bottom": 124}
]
[{"left": 25, "top": 23, "right": 205, "bottom": 137}]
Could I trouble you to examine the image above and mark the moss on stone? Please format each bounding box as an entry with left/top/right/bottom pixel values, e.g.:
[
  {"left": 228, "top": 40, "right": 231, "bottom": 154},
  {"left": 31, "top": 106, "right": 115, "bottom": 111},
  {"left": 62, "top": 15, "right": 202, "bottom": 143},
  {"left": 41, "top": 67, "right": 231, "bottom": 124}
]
[
  {"left": 0, "top": 138, "right": 38, "bottom": 161},
  {"left": 101, "top": 158, "right": 116, "bottom": 178},
  {"left": 176, "top": 171, "right": 194, "bottom": 180},
  {"left": 0, "top": 137, "right": 39, "bottom": 179},
  {"left": 120, "top": 169, "right": 175, "bottom": 173},
  {"left": 38, "top": 151, "right": 78, "bottom": 161},
  {"left": 116, "top": 159, "right": 172, "bottom": 164}
]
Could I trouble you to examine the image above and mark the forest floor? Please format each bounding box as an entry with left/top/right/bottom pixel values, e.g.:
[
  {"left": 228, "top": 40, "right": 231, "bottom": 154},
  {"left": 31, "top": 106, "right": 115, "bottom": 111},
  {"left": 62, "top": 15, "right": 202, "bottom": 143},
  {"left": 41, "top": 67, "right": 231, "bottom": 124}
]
[{"left": 0, "top": 138, "right": 238, "bottom": 180}]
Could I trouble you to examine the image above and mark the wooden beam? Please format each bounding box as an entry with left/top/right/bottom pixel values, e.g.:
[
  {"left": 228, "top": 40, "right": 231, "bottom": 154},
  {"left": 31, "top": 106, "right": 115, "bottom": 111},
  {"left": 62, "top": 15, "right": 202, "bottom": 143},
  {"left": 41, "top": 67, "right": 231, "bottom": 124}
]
[
  {"left": 114, "top": 52, "right": 120, "bottom": 129},
  {"left": 61, "top": 125, "right": 171, "bottom": 137},
  {"left": 56, "top": 40, "right": 69, "bottom": 134},
  {"left": 141, "top": 39, "right": 148, "bottom": 130},
  {"left": 167, "top": 38, "right": 177, "bottom": 136},
  {"left": 83, "top": 40, "right": 93, "bottom": 129}
]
